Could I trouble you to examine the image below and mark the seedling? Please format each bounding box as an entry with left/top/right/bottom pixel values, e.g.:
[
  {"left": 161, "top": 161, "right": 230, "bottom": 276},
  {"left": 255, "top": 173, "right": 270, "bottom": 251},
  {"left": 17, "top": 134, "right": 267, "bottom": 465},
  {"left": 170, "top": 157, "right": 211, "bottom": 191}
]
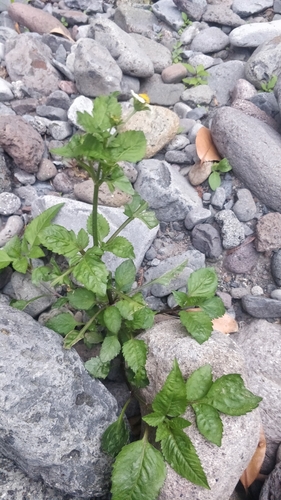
[
  {"left": 172, "top": 41, "right": 184, "bottom": 64},
  {"left": 60, "top": 16, "right": 68, "bottom": 27},
  {"left": 178, "top": 11, "right": 192, "bottom": 35},
  {"left": 208, "top": 158, "right": 232, "bottom": 191},
  {"left": 260, "top": 75, "right": 277, "bottom": 92},
  {"left": 182, "top": 63, "right": 209, "bottom": 87}
]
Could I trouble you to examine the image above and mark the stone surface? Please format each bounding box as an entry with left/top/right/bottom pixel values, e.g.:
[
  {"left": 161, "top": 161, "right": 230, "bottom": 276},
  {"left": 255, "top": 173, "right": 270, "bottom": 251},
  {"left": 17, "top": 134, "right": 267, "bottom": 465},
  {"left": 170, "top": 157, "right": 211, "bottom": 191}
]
[
  {"left": 134, "top": 159, "right": 202, "bottom": 222},
  {"left": 191, "top": 26, "right": 229, "bottom": 53},
  {"left": 140, "top": 73, "right": 185, "bottom": 106},
  {"left": 181, "top": 85, "right": 215, "bottom": 107},
  {"left": 223, "top": 242, "right": 259, "bottom": 274},
  {"left": 232, "top": 189, "right": 256, "bottom": 222},
  {"left": 74, "top": 179, "right": 131, "bottom": 207},
  {"left": 36, "top": 159, "right": 57, "bottom": 181},
  {"left": 151, "top": 0, "right": 185, "bottom": 30},
  {"left": 245, "top": 35, "right": 281, "bottom": 89},
  {"left": 0, "top": 154, "right": 12, "bottom": 194},
  {"left": 233, "top": 320, "right": 281, "bottom": 472},
  {"left": 211, "top": 107, "right": 281, "bottom": 212},
  {"left": 139, "top": 320, "right": 261, "bottom": 499},
  {"left": 191, "top": 223, "right": 222, "bottom": 259},
  {"left": 114, "top": 5, "right": 160, "bottom": 37},
  {"left": 272, "top": 249, "right": 281, "bottom": 286},
  {"left": 188, "top": 160, "right": 212, "bottom": 185},
  {"left": 0, "top": 192, "right": 21, "bottom": 215},
  {"left": 241, "top": 295, "right": 281, "bottom": 318},
  {"left": 230, "top": 21, "right": 281, "bottom": 48},
  {"left": 255, "top": 213, "right": 281, "bottom": 252},
  {"left": 202, "top": 4, "right": 245, "bottom": 26},
  {"left": 215, "top": 210, "right": 245, "bottom": 249},
  {"left": 31, "top": 195, "right": 159, "bottom": 273},
  {"left": 207, "top": 61, "right": 245, "bottom": 106},
  {"left": 162, "top": 63, "right": 187, "bottom": 84},
  {"left": 232, "top": 0, "right": 274, "bottom": 18},
  {"left": 211, "top": 186, "right": 226, "bottom": 210},
  {"left": 130, "top": 33, "right": 172, "bottom": 73},
  {"left": 0, "top": 303, "right": 118, "bottom": 497},
  {"left": 231, "top": 99, "right": 279, "bottom": 130},
  {"left": 0, "top": 215, "right": 24, "bottom": 248},
  {"left": 173, "top": 0, "right": 207, "bottom": 21},
  {"left": 67, "top": 95, "right": 93, "bottom": 128},
  {"left": 259, "top": 461, "right": 281, "bottom": 499}
]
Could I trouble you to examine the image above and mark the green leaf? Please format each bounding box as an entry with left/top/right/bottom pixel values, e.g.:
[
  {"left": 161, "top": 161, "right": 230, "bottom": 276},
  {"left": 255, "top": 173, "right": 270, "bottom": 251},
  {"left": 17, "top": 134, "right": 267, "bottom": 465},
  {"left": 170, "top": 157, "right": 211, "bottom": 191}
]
[
  {"left": 187, "top": 267, "right": 217, "bottom": 299},
  {"left": 115, "top": 294, "right": 144, "bottom": 320},
  {"left": 186, "top": 365, "right": 213, "bottom": 402},
  {"left": 161, "top": 427, "right": 209, "bottom": 489},
  {"left": 87, "top": 212, "right": 110, "bottom": 241},
  {"left": 123, "top": 193, "right": 146, "bottom": 218},
  {"left": 200, "top": 296, "right": 225, "bottom": 319},
  {"left": 63, "top": 329, "right": 85, "bottom": 348},
  {"left": 46, "top": 313, "right": 79, "bottom": 335},
  {"left": 27, "top": 246, "right": 45, "bottom": 259},
  {"left": 72, "top": 249, "right": 108, "bottom": 296},
  {"left": 204, "top": 374, "right": 262, "bottom": 416},
  {"left": 24, "top": 203, "right": 64, "bottom": 247},
  {"left": 215, "top": 158, "right": 232, "bottom": 173},
  {"left": 3, "top": 235, "right": 21, "bottom": 258},
  {"left": 51, "top": 297, "right": 69, "bottom": 309},
  {"left": 100, "top": 335, "right": 121, "bottom": 363},
  {"left": 152, "top": 359, "right": 187, "bottom": 417},
  {"left": 103, "top": 306, "right": 122, "bottom": 335},
  {"left": 142, "top": 412, "right": 165, "bottom": 427},
  {"left": 179, "top": 310, "right": 213, "bottom": 344},
  {"left": 12, "top": 257, "right": 29, "bottom": 274},
  {"left": 168, "top": 416, "right": 192, "bottom": 431},
  {"left": 208, "top": 171, "right": 221, "bottom": 190},
  {"left": 77, "top": 228, "right": 89, "bottom": 250},
  {"left": 146, "top": 260, "right": 188, "bottom": 288},
  {"left": 85, "top": 356, "right": 111, "bottom": 379},
  {"left": 10, "top": 299, "right": 30, "bottom": 311},
  {"left": 67, "top": 288, "right": 96, "bottom": 310},
  {"left": 137, "top": 210, "right": 159, "bottom": 229},
  {"left": 103, "top": 236, "right": 135, "bottom": 259},
  {"left": 0, "top": 250, "right": 12, "bottom": 269},
  {"left": 122, "top": 339, "right": 147, "bottom": 374},
  {"left": 126, "top": 366, "right": 149, "bottom": 388},
  {"left": 115, "top": 259, "right": 136, "bottom": 292},
  {"left": 77, "top": 93, "right": 121, "bottom": 133},
  {"left": 109, "top": 130, "right": 147, "bottom": 162},
  {"left": 156, "top": 422, "right": 170, "bottom": 442},
  {"left": 84, "top": 328, "right": 103, "bottom": 345},
  {"left": 110, "top": 171, "right": 135, "bottom": 195},
  {"left": 172, "top": 290, "right": 189, "bottom": 308},
  {"left": 128, "top": 307, "right": 155, "bottom": 330},
  {"left": 192, "top": 403, "right": 223, "bottom": 446},
  {"left": 102, "top": 418, "right": 129, "bottom": 457},
  {"left": 39, "top": 225, "right": 79, "bottom": 258},
  {"left": 111, "top": 438, "right": 166, "bottom": 500}
]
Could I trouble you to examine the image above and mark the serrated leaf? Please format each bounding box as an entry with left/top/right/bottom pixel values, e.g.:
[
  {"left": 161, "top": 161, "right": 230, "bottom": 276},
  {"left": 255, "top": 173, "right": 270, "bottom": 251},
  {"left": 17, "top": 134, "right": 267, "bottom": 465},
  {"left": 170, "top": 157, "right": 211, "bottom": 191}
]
[
  {"left": 104, "top": 306, "right": 122, "bottom": 334},
  {"left": 137, "top": 211, "right": 159, "bottom": 229},
  {"left": 0, "top": 250, "right": 12, "bottom": 269},
  {"left": 179, "top": 310, "right": 213, "bottom": 344},
  {"left": 200, "top": 296, "right": 225, "bottom": 319},
  {"left": 10, "top": 299, "right": 30, "bottom": 311},
  {"left": 168, "top": 417, "right": 192, "bottom": 431},
  {"left": 111, "top": 438, "right": 166, "bottom": 500},
  {"left": 215, "top": 158, "right": 232, "bottom": 173},
  {"left": 192, "top": 403, "right": 223, "bottom": 446},
  {"left": 85, "top": 356, "right": 111, "bottom": 379},
  {"left": 39, "top": 225, "right": 79, "bottom": 258},
  {"left": 123, "top": 193, "right": 145, "bottom": 217},
  {"left": 115, "top": 259, "right": 136, "bottom": 292},
  {"left": 46, "top": 313, "right": 79, "bottom": 335},
  {"left": 122, "top": 339, "right": 147, "bottom": 374},
  {"left": 111, "top": 172, "right": 135, "bottom": 195},
  {"left": 102, "top": 418, "right": 129, "bottom": 458},
  {"left": 67, "top": 288, "right": 96, "bottom": 310},
  {"left": 87, "top": 212, "right": 110, "bottom": 241},
  {"left": 161, "top": 427, "right": 209, "bottom": 489},
  {"left": 152, "top": 359, "right": 187, "bottom": 417},
  {"left": 63, "top": 329, "right": 85, "bottom": 348},
  {"left": 115, "top": 293, "right": 144, "bottom": 320},
  {"left": 72, "top": 249, "right": 108, "bottom": 296},
  {"left": 31, "top": 266, "right": 52, "bottom": 284},
  {"left": 27, "top": 246, "right": 45, "bottom": 259},
  {"left": 172, "top": 290, "right": 189, "bottom": 308},
  {"left": 84, "top": 329, "right": 103, "bottom": 345},
  {"left": 100, "top": 335, "right": 121, "bottom": 363},
  {"left": 128, "top": 307, "right": 155, "bottom": 330},
  {"left": 24, "top": 203, "right": 64, "bottom": 247},
  {"left": 12, "top": 257, "right": 29, "bottom": 274},
  {"left": 103, "top": 236, "right": 135, "bottom": 259},
  {"left": 77, "top": 93, "right": 121, "bottom": 133},
  {"left": 156, "top": 422, "right": 170, "bottom": 442},
  {"left": 142, "top": 412, "right": 165, "bottom": 427},
  {"left": 186, "top": 365, "right": 213, "bottom": 402},
  {"left": 187, "top": 267, "right": 217, "bottom": 299},
  {"left": 208, "top": 171, "right": 221, "bottom": 190},
  {"left": 3, "top": 235, "right": 21, "bottom": 258},
  {"left": 126, "top": 366, "right": 149, "bottom": 388},
  {"left": 205, "top": 374, "right": 262, "bottom": 416},
  {"left": 109, "top": 130, "right": 147, "bottom": 162},
  {"left": 77, "top": 228, "right": 89, "bottom": 250},
  {"left": 51, "top": 297, "right": 69, "bottom": 309},
  {"left": 147, "top": 260, "right": 188, "bottom": 288}
]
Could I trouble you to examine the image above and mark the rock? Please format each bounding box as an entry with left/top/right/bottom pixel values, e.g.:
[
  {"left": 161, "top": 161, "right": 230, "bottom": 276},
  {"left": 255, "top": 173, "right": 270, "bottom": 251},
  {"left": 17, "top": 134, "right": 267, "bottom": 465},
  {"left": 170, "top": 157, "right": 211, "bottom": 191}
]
[
  {"left": 0, "top": 153, "right": 12, "bottom": 194},
  {"left": 114, "top": 5, "right": 160, "bottom": 38},
  {"left": 245, "top": 36, "right": 281, "bottom": 89},
  {"left": 45, "top": 90, "right": 70, "bottom": 110},
  {"left": 67, "top": 95, "right": 93, "bottom": 128},
  {"left": 139, "top": 74, "right": 185, "bottom": 106},
  {"left": 36, "top": 159, "right": 57, "bottom": 181},
  {"left": 232, "top": 0, "right": 274, "bottom": 18},
  {"left": 36, "top": 105, "right": 68, "bottom": 122},
  {"left": 120, "top": 105, "right": 180, "bottom": 158},
  {"left": 272, "top": 249, "right": 281, "bottom": 286},
  {"left": 211, "top": 187, "right": 226, "bottom": 210},
  {"left": 224, "top": 242, "right": 259, "bottom": 274},
  {"left": 180, "top": 21, "right": 204, "bottom": 44},
  {"left": 8, "top": 3, "right": 72, "bottom": 38},
  {"left": 0, "top": 302, "right": 118, "bottom": 496},
  {"left": 215, "top": 210, "right": 245, "bottom": 249},
  {"left": 184, "top": 207, "right": 211, "bottom": 230},
  {"left": 191, "top": 27, "right": 229, "bottom": 53},
  {"left": 74, "top": 179, "right": 131, "bottom": 207},
  {"left": 52, "top": 172, "right": 73, "bottom": 194},
  {"left": 10, "top": 98, "right": 38, "bottom": 115},
  {"left": 166, "top": 134, "right": 190, "bottom": 151},
  {"left": 0, "top": 215, "right": 24, "bottom": 248},
  {"left": 90, "top": 18, "right": 154, "bottom": 78},
  {"left": 5, "top": 33, "right": 61, "bottom": 96},
  {"left": 13, "top": 168, "right": 36, "bottom": 186},
  {"left": 259, "top": 461, "right": 281, "bottom": 500},
  {"left": 139, "top": 320, "right": 261, "bottom": 499},
  {"left": 31, "top": 195, "right": 159, "bottom": 273},
  {"left": 73, "top": 38, "right": 122, "bottom": 98},
  {"left": 48, "top": 121, "right": 73, "bottom": 141},
  {"left": 230, "top": 21, "right": 281, "bottom": 48},
  {"left": 0, "top": 116, "right": 44, "bottom": 173},
  {"left": 181, "top": 85, "right": 215, "bottom": 107},
  {"left": 151, "top": 0, "right": 185, "bottom": 31},
  {"left": 130, "top": 33, "right": 172, "bottom": 73},
  {"left": 232, "top": 189, "right": 256, "bottom": 222},
  {"left": 202, "top": 4, "right": 245, "bottom": 27},
  {"left": 241, "top": 295, "right": 281, "bottom": 318},
  {"left": 211, "top": 107, "right": 281, "bottom": 213},
  {"left": 232, "top": 320, "right": 281, "bottom": 472},
  {"left": 231, "top": 99, "right": 279, "bottom": 130},
  {"left": 134, "top": 159, "right": 202, "bottom": 222},
  {"left": 162, "top": 63, "right": 187, "bottom": 84},
  {"left": 207, "top": 61, "right": 245, "bottom": 106},
  {"left": 173, "top": 0, "right": 207, "bottom": 21},
  {"left": 271, "top": 289, "right": 281, "bottom": 300},
  {"left": 0, "top": 192, "right": 21, "bottom": 215},
  {"left": 188, "top": 161, "right": 212, "bottom": 185},
  {"left": 255, "top": 213, "right": 281, "bottom": 252},
  {"left": 0, "top": 77, "right": 13, "bottom": 101},
  {"left": 231, "top": 78, "right": 257, "bottom": 101},
  {"left": 191, "top": 223, "right": 222, "bottom": 259}
]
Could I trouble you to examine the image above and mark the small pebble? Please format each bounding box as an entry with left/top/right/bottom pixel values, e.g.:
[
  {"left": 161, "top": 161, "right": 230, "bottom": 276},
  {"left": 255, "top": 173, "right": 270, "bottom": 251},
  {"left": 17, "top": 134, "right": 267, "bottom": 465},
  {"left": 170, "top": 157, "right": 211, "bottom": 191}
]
[
  {"left": 0, "top": 215, "right": 24, "bottom": 247},
  {"left": 251, "top": 285, "right": 263, "bottom": 296},
  {"left": 270, "top": 289, "right": 281, "bottom": 301},
  {"left": 36, "top": 159, "right": 58, "bottom": 181},
  {"left": 0, "top": 193, "right": 21, "bottom": 215}
]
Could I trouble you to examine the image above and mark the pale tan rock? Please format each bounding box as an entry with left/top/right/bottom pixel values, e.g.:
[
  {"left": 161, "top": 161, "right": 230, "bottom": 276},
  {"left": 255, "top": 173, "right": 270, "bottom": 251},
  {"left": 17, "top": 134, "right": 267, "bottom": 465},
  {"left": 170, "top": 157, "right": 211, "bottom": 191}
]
[
  {"left": 161, "top": 63, "right": 187, "bottom": 84},
  {"left": 188, "top": 160, "right": 212, "bottom": 185},
  {"left": 255, "top": 213, "right": 281, "bottom": 252},
  {"left": 120, "top": 105, "right": 180, "bottom": 158},
  {"left": 74, "top": 179, "right": 131, "bottom": 207}
]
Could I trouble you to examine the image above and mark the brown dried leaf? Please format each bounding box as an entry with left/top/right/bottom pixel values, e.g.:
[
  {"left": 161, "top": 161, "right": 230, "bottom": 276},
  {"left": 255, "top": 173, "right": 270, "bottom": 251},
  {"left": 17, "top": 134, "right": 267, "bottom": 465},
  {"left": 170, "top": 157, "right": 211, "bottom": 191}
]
[
  {"left": 240, "top": 427, "right": 266, "bottom": 490},
  {"left": 49, "top": 27, "right": 74, "bottom": 42},
  {"left": 212, "top": 313, "right": 238, "bottom": 334},
  {"left": 195, "top": 126, "right": 221, "bottom": 164}
]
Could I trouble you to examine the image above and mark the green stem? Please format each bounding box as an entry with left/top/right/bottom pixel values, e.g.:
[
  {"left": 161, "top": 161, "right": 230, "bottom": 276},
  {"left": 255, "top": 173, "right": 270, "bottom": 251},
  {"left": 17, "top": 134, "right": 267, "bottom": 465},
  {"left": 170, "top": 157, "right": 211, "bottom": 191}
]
[
  {"left": 105, "top": 216, "right": 134, "bottom": 245},
  {"left": 50, "top": 266, "right": 75, "bottom": 287},
  {"left": 119, "top": 398, "right": 131, "bottom": 420},
  {"left": 79, "top": 305, "right": 107, "bottom": 338},
  {"left": 92, "top": 163, "right": 102, "bottom": 247}
]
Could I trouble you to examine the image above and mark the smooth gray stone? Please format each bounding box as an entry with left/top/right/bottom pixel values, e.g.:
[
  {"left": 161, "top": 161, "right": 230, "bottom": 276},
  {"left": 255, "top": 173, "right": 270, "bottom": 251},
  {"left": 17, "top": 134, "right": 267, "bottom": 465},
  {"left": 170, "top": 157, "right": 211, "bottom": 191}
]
[
  {"left": 202, "top": 4, "right": 245, "bottom": 27},
  {"left": 0, "top": 303, "right": 118, "bottom": 497},
  {"left": 45, "top": 90, "right": 70, "bottom": 111},
  {"left": 233, "top": 188, "right": 256, "bottom": 222},
  {"left": 181, "top": 84, "right": 215, "bottom": 107},
  {"left": 114, "top": 6, "right": 161, "bottom": 38},
  {"left": 230, "top": 20, "right": 281, "bottom": 48},
  {"left": 211, "top": 107, "right": 281, "bottom": 212},
  {"left": 139, "top": 73, "right": 185, "bottom": 106},
  {"left": 36, "top": 105, "right": 68, "bottom": 122},
  {"left": 173, "top": 0, "right": 207, "bottom": 21},
  {"left": 191, "top": 223, "right": 222, "bottom": 259},
  {"left": 191, "top": 26, "right": 229, "bottom": 53},
  {"left": 130, "top": 32, "right": 172, "bottom": 73},
  {"left": 232, "top": 0, "right": 273, "bottom": 17},
  {"left": 151, "top": 0, "right": 184, "bottom": 31},
  {"left": 48, "top": 121, "right": 73, "bottom": 141},
  {"left": 211, "top": 186, "right": 226, "bottom": 210},
  {"left": 184, "top": 207, "right": 211, "bottom": 230},
  {"left": 242, "top": 295, "right": 281, "bottom": 318},
  {"left": 207, "top": 60, "right": 245, "bottom": 105},
  {"left": 272, "top": 250, "right": 281, "bottom": 286},
  {"left": 245, "top": 35, "right": 281, "bottom": 89}
]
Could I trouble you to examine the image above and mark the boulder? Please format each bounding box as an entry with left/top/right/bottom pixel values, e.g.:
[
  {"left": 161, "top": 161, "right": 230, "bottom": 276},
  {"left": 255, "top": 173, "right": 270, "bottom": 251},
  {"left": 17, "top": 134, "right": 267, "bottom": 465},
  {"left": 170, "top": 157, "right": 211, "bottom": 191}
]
[
  {"left": 8, "top": 3, "right": 72, "bottom": 38},
  {"left": 245, "top": 36, "right": 281, "bottom": 89}
]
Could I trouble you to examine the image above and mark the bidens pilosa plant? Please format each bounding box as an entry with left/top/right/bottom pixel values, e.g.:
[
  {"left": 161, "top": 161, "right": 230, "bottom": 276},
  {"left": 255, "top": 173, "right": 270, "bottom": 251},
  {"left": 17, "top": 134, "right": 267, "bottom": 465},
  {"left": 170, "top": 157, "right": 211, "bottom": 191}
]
[{"left": 0, "top": 92, "right": 261, "bottom": 499}]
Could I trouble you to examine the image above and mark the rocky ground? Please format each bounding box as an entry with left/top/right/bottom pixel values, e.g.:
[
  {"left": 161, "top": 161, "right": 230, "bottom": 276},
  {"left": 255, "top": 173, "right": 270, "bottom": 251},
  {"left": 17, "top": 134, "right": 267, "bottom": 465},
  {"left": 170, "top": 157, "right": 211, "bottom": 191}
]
[{"left": 0, "top": 0, "right": 281, "bottom": 499}]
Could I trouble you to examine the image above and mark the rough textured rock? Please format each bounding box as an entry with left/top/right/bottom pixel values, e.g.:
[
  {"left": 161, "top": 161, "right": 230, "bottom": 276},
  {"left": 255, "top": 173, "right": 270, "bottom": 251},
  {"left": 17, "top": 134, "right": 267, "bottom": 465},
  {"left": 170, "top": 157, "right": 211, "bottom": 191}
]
[
  {"left": 255, "top": 213, "right": 281, "bottom": 252},
  {"left": 0, "top": 303, "right": 118, "bottom": 497},
  {"left": 233, "top": 320, "right": 281, "bottom": 472},
  {"left": 259, "top": 461, "right": 281, "bottom": 500},
  {"left": 245, "top": 36, "right": 281, "bottom": 89},
  {"left": 140, "top": 73, "right": 185, "bottom": 106},
  {"left": 211, "top": 107, "right": 281, "bottom": 213},
  {"left": 151, "top": 0, "right": 185, "bottom": 30},
  {"left": 215, "top": 210, "right": 245, "bottom": 249},
  {"left": 241, "top": 295, "right": 281, "bottom": 318},
  {"left": 202, "top": 4, "right": 245, "bottom": 26},
  {"left": 191, "top": 223, "right": 223, "bottom": 259},
  {"left": 223, "top": 242, "right": 259, "bottom": 274},
  {"left": 207, "top": 61, "right": 245, "bottom": 106},
  {"left": 130, "top": 33, "right": 172, "bottom": 73},
  {"left": 114, "top": 5, "right": 160, "bottom": 37},
  {"left": 231, "top": 99, "right": 279, "bottom": 130},
  {"left": 134, "top": 159, "right": 202, "bottom": 221},
  {"left": 232, "top": 0, "right": 275, "bottom": 18},
  {"left": 74, "top": 179, "right": 131, "bottom": 207},
  {"left": 120, "top": 105, "right": 180, "bottom": 158},
  {"left": 139, "top": 320, "right": 261, "bottom": 500},
  {"left": 0, "top": 116, "right": 44, "bottom": 173},
  {"left": 5, "top": 33, "right": 61, "bottom": 96},
  {"left": 173, "top": 0, "right": 207, "bottom": 21},
  {"left": 272, "top": 249, "right": 281, "bottom": 286},
  {"left": 8, "top": 3, "right": 72, "bottom": 38}
]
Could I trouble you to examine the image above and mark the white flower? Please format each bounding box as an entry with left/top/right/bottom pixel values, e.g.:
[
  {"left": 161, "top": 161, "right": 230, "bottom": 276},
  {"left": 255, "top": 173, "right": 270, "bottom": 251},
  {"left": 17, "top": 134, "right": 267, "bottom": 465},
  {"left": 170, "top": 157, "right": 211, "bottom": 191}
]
[{"left": 130, "top": 90, "right": 150, "bottom": 104}]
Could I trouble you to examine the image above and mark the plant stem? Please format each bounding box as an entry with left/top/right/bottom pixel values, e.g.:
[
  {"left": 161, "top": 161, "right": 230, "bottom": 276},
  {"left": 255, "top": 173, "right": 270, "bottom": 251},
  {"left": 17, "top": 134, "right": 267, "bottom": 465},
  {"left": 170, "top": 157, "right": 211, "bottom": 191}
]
[
  {"left": 105, "top": 216, "right": 134, "bottom": 245},
  {"left": 92, "top": 163, "right": 102, "bottom": 247}
]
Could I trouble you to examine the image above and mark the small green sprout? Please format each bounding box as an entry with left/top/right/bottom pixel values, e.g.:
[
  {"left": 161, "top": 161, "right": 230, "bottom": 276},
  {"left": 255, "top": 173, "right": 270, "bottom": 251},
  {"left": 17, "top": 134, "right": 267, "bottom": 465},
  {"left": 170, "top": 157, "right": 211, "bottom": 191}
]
[
  {"left": 182, "top": 64, "right": 209, "bottom": 87},
  {"left": 260, "top": 75, "right": 277, "bottom": 93},
  {"left": 208, "top": 158, "right": 232, "bottom": 191}
]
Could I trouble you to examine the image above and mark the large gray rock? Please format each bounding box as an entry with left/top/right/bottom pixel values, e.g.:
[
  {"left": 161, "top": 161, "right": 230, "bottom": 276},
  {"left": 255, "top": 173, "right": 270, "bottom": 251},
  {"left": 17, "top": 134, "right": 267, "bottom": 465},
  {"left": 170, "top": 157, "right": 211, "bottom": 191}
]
[
  {"left": 232, "top": 0, "right": 274, "bottom": 17},
  {"left": 245, "top": 36, "right": 281, "bottom": 89},
  {"left": 140, "top": 73, "right": 185, "bottom": 106},
  {"left": 31, "top": 195, "right": 159, "bottom": 273},
  {"left": 207, "top": 61, "right": 245, "bottom": 106},
  {"left": 139, "top": 320, "right": 261, "bottom": 500},
  {"left": 89, "top": 18, "right": 154, "bottom": 78},
  {"left": 73, "top": 38, "right": 122, "bottom": 97},
  {"left": 229, "top": 20, "right": 281, "bottom": 48},
  {"left": 190, "top": 26, "right": 229, "bottom": 53},
  {"left": 130, "top": 33, "right": 172, "bottom": 73},
  {"left": 202, "top": 4, "right": 245, "bottom": 27},
  {"left": 173, "top": 0, "right": 207, "bottom": 21},
  {"left": 211, "top": 107, "right": 281, "bottom": 213},
  {"left": 241, "top": 295, "right": 281, "bottom": 318},
  {"left": 5, "top": 33, "right": 61, "bottom": 96},
  {"left": 134, "top": 159, "right": 202, "bottom": 221},
  {"left": 114, "top": 5, "right": 161, "bottom": 38},
  {"left": 0, "top": 303, "right": 118, "bottom": 497},
  {"left": 233, "top": 320, "right": 281, "bottom": 473},
  {"left": 151, "top": 0, "right": 184, "bottom": 31}
]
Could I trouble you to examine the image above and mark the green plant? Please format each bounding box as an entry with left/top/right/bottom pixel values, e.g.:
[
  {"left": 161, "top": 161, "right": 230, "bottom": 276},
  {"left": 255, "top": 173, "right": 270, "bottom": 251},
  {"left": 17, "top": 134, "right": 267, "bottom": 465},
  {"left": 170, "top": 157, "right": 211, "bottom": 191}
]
[
  {"left": 182, "top": 63, "right": 209, "bottom": 87},
  {"left": 60, "top": 16, "right": 68, "bottom": 27},
  {"left": 260, "top": 75, "right": 277, "bottom": 92},
  {"left": 208, "top": 158, "right": 232, "bottom": 191},
  {"left": 178, "top": 11, "right": 192, "bottom": 35},
  {"left": 172, "top": 41, "right": 184, "bottom": 64},
  {"left": 0, "top": 92, "right": 261, "bottom": 499}
]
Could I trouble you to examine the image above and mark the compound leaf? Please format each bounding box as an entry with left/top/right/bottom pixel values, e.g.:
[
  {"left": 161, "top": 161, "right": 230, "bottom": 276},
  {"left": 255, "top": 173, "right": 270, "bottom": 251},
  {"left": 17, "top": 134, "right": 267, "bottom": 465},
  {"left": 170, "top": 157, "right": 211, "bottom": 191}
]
[
  {"left": 152, "top": 359, "right": 187, "bottom": 417},
  {"left": 192, "top": 403, "right": 223, "bottom": 446},
  {"left": 100, "top": 335, "right": 121, "bottom": 363},
  {"left": 104, "top": 306, "right": 122, "bottom": 334},
  {"left": 179, "top": 310, "right": 213, "bottom": 344},
  {"left": 187, "top": 267, "right": 217, "bottom": 299},
  {"left": 115, "top": 259, "right": 136, "bottom": 292},
  {"left": 102, "top": 417, "right": 129, "bottom": 458},
  {"left": 24, "top": 203, "right": 64, "bottom": 247},
  {"left": 85, "top": 356, "right": 111, "bottom": 379},
  {"left": 142, "top": 412, "right": 165, "bottom": 427},
  {"left": 186, "top": 365, "right": 213, "bottom": 402}
]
